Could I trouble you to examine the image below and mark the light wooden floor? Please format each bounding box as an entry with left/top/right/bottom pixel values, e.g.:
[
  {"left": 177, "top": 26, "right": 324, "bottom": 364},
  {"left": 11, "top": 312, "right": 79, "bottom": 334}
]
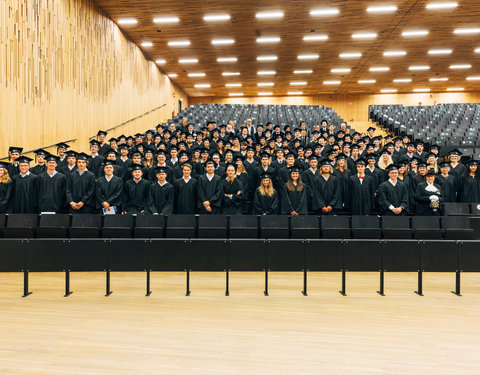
[{"left": 0, "top": 271, "right": 479, "bottom": 375}]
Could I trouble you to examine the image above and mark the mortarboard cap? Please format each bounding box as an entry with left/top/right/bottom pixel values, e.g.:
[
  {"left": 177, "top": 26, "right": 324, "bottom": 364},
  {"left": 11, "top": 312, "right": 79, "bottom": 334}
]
[
  {"left": 9, "top": 146, "right": 23, "bottom": 154},
  {"left": 76, "top": 152, "right": 89, "bottom": 161},
  {"left": 97, "top": 130, "right": 108, "bottom": 137},
  {"left": 17, "top": 156, "right": 33, "bottom": 164}
]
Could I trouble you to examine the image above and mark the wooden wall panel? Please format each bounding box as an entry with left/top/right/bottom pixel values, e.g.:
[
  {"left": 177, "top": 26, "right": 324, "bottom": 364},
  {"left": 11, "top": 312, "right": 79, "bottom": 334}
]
[{"left": 0, "top": 0, "right": 187, "bottom": 158}]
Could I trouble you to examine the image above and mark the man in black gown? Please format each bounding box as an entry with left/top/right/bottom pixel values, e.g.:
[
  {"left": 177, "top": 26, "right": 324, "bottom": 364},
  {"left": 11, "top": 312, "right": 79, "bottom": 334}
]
[
  {"left": 197, "top": 160, "right": 223, "bottom": 214},
  {"left": 348, "top": 158, "right": 375, "bottom": 215},
  {"left": 87, "top": 140, "right": 105, "bottom": 178},
  {"left": 174, "top": 163, "right": 197, "bottom": 214},
  {"left": 66, "top": 153, "right": 96, "bottom": 213},
  {"left": 377, "top": 164, "right": 409, "bottom": 215},
  {"left": 436, "top": 161, "right": 457, "bottom": 203},
  {"left": 30, "top": 149, "right": 48, "bottom": 175},
  {"left": 10, "top": 156, "right": 37, "bottom": 213},
  {"left": 414, "top": 168, "right": 443, "bottom": 216},
  {"left": 122, "top": 164, "right": 151, "bottom": 214},
  {"left": 36, "top": 155, "right": 67, "bottom": 213},
  {"left": 313, "top": 158, "right": 340, "bottom": 215},
  {"left": 147, "top": 166, "right": 174, "bottom": 215},
  {"left": 96, "top": 160, "right": 124, "bottom": 214}
]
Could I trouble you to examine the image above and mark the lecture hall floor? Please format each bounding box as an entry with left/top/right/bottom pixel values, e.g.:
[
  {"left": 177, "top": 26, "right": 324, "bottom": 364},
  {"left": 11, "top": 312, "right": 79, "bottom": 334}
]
[{"left": 0, "top": 271, "right": 479, "bottom": 374}]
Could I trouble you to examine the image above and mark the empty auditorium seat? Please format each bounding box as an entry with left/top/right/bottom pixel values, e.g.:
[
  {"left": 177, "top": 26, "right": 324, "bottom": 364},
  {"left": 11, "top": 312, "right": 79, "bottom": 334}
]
[
  {"left": 441, "top": 216, "right": 474, "bottom": 240},
  {"left": 3, "top": 214, "right": 38, "bottom": 238},
  {"left": 382, "top": 216, "right": 412, "bottom": 239},
  {"left": 37, "top": 214, "right": 70, "bottom": 238},
  {"left": 134, "top": 215, "right": 164, "bottom": 238},
  {"left": 443, "top": 202, "right": 470, "bottom": 216},
  {"left": 165, "top": 214, "right": 196, "bottom": 238},
  {"left": 260, "top": 215, "right": 289, "bottom": 239},
  {"left": 197, "top": 215, "right": 227, "bottom": 238},
  {"left": 351, "top": 216, "right": 382, "bottom": 239},
  {"left": 290, "top": 215, "right": 319, "bottom": 239},
  {"left": 229, "top": 215, "right": 259, "bottom": 239},
  {"left": 471, "top": 203, "right": 480, "bottom": 216},
  {"left": 69, "top": 214, "right": 102, "bottom": 238},
  {"left": 412, "top": 216, "right": 443, "bottom": 239},
  {"left": 320, "top": 215, "right": 351, "bottom": 239},
  {"left": 102, "top": 215, "right": 134, "bottom": 238}
]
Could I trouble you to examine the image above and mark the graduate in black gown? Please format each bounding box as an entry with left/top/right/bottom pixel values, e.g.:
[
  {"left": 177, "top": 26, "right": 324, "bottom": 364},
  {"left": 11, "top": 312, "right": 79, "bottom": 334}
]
[
  {"left": 280, "top": 166, "right": 308, "bottom": 215},
  {"left": 36, "top": 155, "right": 67, "bottom": 213},
  {"left": 221, "top": 163, "right": 244, "bottom": 215},
  {"left": 7, "top": 147, "right": 22, "bottom": 177},
  {"left": 87, "top": 140, "right": 105, "bottom": 178},
  {"left": 377, "top": 164, "right": 409, "bottom": 215},
  {"left": 253, "top": 172, "right": 279, "bottom": 215},
  {"left": 58, "top": 150, "right": 78, "bottom": 175},
  {"left": 436, "top": 161, "right": 457, "bottom": 203},
  {"left": 0, "top": 162, "right": 13, "bottom": 213},
  {"left": 313, "top": 158, "right": 340, "bottom": 215},
  {"left": 66, "top": 153, "right": 97, "bottom": 214},
  {"left": 303, "top": 156, "right": 319, "bottom": 213},
  {"left": 10, "top": 156, "right": 38, "bottom": 213},
  {"left": 30, "top": 149, "right": 48, "bottom": 175},
  {"left": 197, "top": 160, "right": 223, "bottom": 214},
  {"left": 448, "top": 149, "right": 466, "bottom": 182},
  {"left": 458, "top": 160, "right": 480, "bottom": 203},
  {"left": 414, "top": 168, "right": 443, "bottom": 216},
  {"left": 122, "top": 164, "right": 151, "bottom": 214},
  {"left": 348, "top": 158, "right": 375, "bottom": 215},
  {"left": 147, "top": 166, "right": 174, "bottom": 215},
  {"left": 96, "top": 160, "right": 124, "bottom": 214},
  {"left": 333, "top": 154, "right": 352, "bottom": 211},
  {"left": 174, "top": 163, "right": 197, "bottom": 214}
]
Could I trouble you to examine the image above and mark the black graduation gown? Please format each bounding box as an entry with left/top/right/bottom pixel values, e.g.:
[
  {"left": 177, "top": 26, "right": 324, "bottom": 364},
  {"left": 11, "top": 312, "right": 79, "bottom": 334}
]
[
  {"left": 348, "top": 175, "right": 375, "bottom": 215},
  {"left": 7, "top": 163, "right": 19, "bottom": 177},
  {"left": 333, "top": 169, "right": 352, "bottom": 210},
  {"left": 197, "top": 175, "right": 223, "bottom": 213},
  {"left": 415, "top": 182, "right": 443, "bottom": 216},
  {"left": 117, "top": 158, "right": 133, "bottom": 181},
  {"left": 280, "top": 183, "right": 308, "bottom": 215},
  {"left": 147, "top": 182, "right": 174, "bottom": 215},
  {"left": 11, "top": 173, "right": 37, "bottom": 213},
  {"left": 303, "top": 169, "right": 318, "bottom": 213},
  {"left": 36, "top": 172, "right": 67, "bottom": 213},
  {"left": 221, "top": 178, "right": 244, "bottom": 215},
  {"left": 56, "top": 157, "right": 67, "bottom": 171},
  {"left": 436, "top": 174, "right": 457, "bottom": 203},
  {"left": 66, "top": 170, "right": 97, "bottom": 213},
  {"left": 58, "top": 165, "right": 78, "bottom": 175},
  {"left": 30, "top": 164, "right": 46, "bottom": 175},
  {"left": 365, "top": 167, "right": 383, "bottom": 191},
  {"left": 174, "top": 177, "right": 197, "bottom": 214},
  {"left": 377, "top": 180, "right": 409, "bottom": 215},
  {"left": 95, "top": 175, "right": 124, "bottom": 210},
  {"left": 123, "top": 178, "right": 151, "bottom": 214},
  {"left": 458, "top": 175, "right": 480, "bottom": 203},
  {"left": 87, "top": 155, "right": 105, "bottom": 178},
  {"left": 148, "top": 165, "right": 174, "bottom": 183},
  {"left": 253, "top": 166, "right": 276, "bottom": 191},
  {"left": 313, "top": 175, "right": 341, "bottom": 213},
  {"left": 0, "top": 181, "right": 13, "bottom": 213},
  {"left": 449, "top": 163, "right": 466, "bottom": 181},
  {"left": 252, "top": 188, "right": 279, "bottom": 215}
]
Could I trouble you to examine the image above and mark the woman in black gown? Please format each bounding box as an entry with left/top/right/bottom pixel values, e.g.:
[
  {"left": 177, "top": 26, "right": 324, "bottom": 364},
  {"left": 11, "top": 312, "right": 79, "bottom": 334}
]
[
  {"left": 458, "top": 160, "right": 480, "bottom": 203},
  {"left": 0, "top": 162, "right": 13, "bottom": 213},
  {"left": 281, "top": 167, "right": 308, "bottom": 215},
  {"left": 221, "top": 164, "right": 243, "bottom": 215},
  {"left": 253, "top": 172, "right": 279, "bottom": 215}
]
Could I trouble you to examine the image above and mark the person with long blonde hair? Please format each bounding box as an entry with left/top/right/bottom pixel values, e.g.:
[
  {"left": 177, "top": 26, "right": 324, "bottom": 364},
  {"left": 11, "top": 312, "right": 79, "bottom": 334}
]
[
  {"left": 426, "top": 153, "right": 438, "bottom": 174},
  {"left": 253, "top": 172, "right": 278, "bottom": 215},
  {"left": 0, "top": 162, "right": 13, "bottom": 213},
  {"left": 281, "top": 167, "right": 308, "bottom": 215},
  {"left": 377, "top": 150, "right": 394, "bottom": 171}
]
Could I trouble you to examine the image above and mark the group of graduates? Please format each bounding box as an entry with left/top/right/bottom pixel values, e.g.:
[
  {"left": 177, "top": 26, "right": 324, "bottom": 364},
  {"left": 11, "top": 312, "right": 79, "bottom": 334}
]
[{"left": 1, "top": 118, "right": 479, "bottom": 217}]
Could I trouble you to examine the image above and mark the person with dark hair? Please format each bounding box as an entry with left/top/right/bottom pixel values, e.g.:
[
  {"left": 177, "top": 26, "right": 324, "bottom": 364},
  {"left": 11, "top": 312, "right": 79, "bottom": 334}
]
[
  {"left": 253, "top": 172, "right": 279, "bottom": 215},
  {"left": 58, "top": 150, "right": 78, "bottom": 175},
  {"left": 313, "top": 158, "right": 340, "bottom": 215},
  {"left": 36, "top": 155, "right": 67, "bottom": 213},
  {"left": 415, "top": 168, "right": 443, "bottom": 216},
  {"left": 281, "top": 167, "right": 308, "bottom": 215},
  {"left": 147, "top": 166, "right": 174, "bottom": 215},
  {"left": 10, "top": 156, "right": 37, "bottom": 213},
  {"left": 96, "top": 160, "right": 124, "bottom": 214},
  {"left": 436, "top": 161, "right": 457, "bottom": 203},
  {"left": 348, "top": 158, "right": 375, "bottom": 215},
  {"left": 378, "top": 165, "right": 409, "bottom": 216},
  {"left": 221, "top": 164, "right": 243, "bottom": 215},
  {"left": 458, "top": 160, "right": 480, "bottom": 203},
  {"left": 174, "top": 163, "right": 197, "bottom": 214},
  {"left": 7, "top": 146, "right": 22, "bottom": 177},
  {"left": 66, "top": 153, "right": 96, "bottom": 214},
  {"left": 197, "top": 160, "right": 223, "bottom": 214},
  {"left": 30, "top": 149, "right": 48, "bottom": 175},
  {"left": 87, "top": 140, "right": 105, "bottom": 178},
  {"left": 122, "top": 164, "right": 151, "bottom": 214},
  {"left": 0, "top": 162, "right": 13, "bottom": 213}
]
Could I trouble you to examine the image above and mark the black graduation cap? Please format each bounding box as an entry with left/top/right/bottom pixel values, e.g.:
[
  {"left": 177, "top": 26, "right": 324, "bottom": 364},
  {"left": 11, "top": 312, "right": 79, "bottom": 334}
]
[
  {"left": 34, "top": 148, "right": 48, "bottom": 156},
  {"left": 289, "top": 166, "right": 301, "bottom": 173},
  {"left": 66, "top": 150, "right": 78, "bottom": 158},
  {"left": 386, "top": 164, "right": 399, "bottom": 172},
  {"left": 425, "top": 168, "right": 436, "bottom": 176},
  {"left": 246, "top": 146, "right": 255, "bottom": 152},
  {"left": 336, "top": 153, "right": 347, "bottom": 160},
  {"left": 56, "top": 142, "right": 70, "bottom": 150},
  {"left": 179, "top": 151, "right": 189, "bottom": 159},
  {"left": 144, "top": 148, "right": 154, "bottom": 155},
  {"left": 118, "top": 134, "right": 127, "bottom": 140},
  {"left": 466, "top": 159, "right": 479, "bottom": 166},
  {"left": 89, "top": 140, "right": 100, "bottom": 147},
  {"left": 145, "top": 130, "right": 154, "bottom": 135},
  {"left": 130, "top": 164, "right": 144, "bottom": 172},
  {"left": 439, "top": 160, "right": 450, "bottom": 168},
  {"left": 425, "top": 152, "right": 437, "bottom": 159},
  {"left": 134, "top": 133, "right": 144, "bottom": 138},
  {"left": 118, "top": 144, "right": 129, "bottom": 150},
  {"left": 17, "top": 156, "right": 33, "bottom": 164},
  {"left": 9, "top": 146, "right": 23, "bottom": 154},
  {"left": 448, "top": 149, "right": 463, "bottom": 156},
  {"left": 308, "top": 155, "right": 318, "bottom": 162},
  {"left": 76, "top": 152, "right": 89, "bottom": 161},
  {"left": 97, "top": 130, "right": 108, "bottom": 137},
  {"left": 326, "top": 149, "right": 337, "bottom": 156},
  {"left": 351, "top": 144, "right": 360, "bottom": 150},
  {"left": 429, "top": 145, "right": 440, "bottom": 151},
  {"left": 355, "top": 157, "right": 367, "bottom": 165},
  {"left": 260, "top": 171, "right": 273, "bottom": 180},
  {"left": 200, "top": 148, "right": 210, "bottom": 154},
  {"left": 126, "top": 136, "right": 134, "bottom": 141},
  {"left": 219, "top": 124, "right": 227, "bottom": 129},
  {"left": 103, "top": 160, "right": 116, "bottom": 167},
  {"left": 366, "top": 154, "right": 377, "bottom": 161},
  {"left": 406, "top": 142, "right": 415, "bottom": 148},
  {"left": 155, "top": 150, "right": 166, "bottom": 156},
  {"left": 45, "top": 155, "right": 59, "bottom": 163},
  {"left": 0, "top": 162, "right": 9, "bottom": 170},
  {"left": 155, "top": 166, "right": 168, "bottom": 174},
  {"left": 260, "top": 152, "right": 270, "bottom": 159},
  {"left": 367, "top": 127, "right": 376, "bottom": 132},
  {"left": 397, "top": 161, "right": 408, "bottom": 167},
  {"left": 416, "top": 141, "right": 425, "bottom": 146},
  {"left": 320, "top": 158, "right": 332, "bottom": 166},
  {"left": 418, "top": 161, "right": 428, "bottom": 168},
  {"left": 380, "top": 149, "right": 391, "bottom": 156},
  {"left": 108, "top": 137, "right": 118, "bottom": 143},
  {"left": 106, "top": 149, "right": 119, "bottom": 157}
]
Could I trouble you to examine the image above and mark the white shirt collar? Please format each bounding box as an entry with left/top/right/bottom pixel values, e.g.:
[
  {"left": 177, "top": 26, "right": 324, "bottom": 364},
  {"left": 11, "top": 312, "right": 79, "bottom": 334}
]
[
  {"left": 183, "top": 176, "right": 191, "bottom": 183},
  {"left": 158, "top": 181, "right": 168, "bottom": 187},
  {"left": 47, "top": 170, "right": 57, "bottom": 177},
  {"left": 388, "top": 179, "right": 397, "bottom": 186},
  {"left": 105, "top": 175, "right": 113, "bottom": 182},
  {"left": 206, "top": 173, "right": 215, "bottom": 181}
]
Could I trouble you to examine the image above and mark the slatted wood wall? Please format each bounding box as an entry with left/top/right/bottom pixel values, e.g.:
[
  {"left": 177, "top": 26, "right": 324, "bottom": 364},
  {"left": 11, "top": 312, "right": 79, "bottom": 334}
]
[{"left": 0, "top": 0, "right": 187, "bottom": 158}]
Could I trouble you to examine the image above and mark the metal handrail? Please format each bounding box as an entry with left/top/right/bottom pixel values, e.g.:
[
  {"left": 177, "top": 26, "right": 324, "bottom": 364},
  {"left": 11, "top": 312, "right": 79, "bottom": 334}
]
[{"left": 0, "top": 138, "right": 77, "bottom": 161}]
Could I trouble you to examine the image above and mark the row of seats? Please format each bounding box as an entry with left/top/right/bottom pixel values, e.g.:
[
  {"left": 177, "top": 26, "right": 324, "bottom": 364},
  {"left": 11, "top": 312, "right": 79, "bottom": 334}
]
[{"left": 0, "top": 213, "right": 474, "bottom": 240}]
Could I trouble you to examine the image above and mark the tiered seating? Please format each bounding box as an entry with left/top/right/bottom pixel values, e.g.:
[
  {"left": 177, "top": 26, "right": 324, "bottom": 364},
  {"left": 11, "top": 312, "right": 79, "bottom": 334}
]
[
  {"left": 369, "top": 103, "right": 480, "bottom": 152},
  {"left": 171, "top": 104, "right": 345, "bottom": 128}
]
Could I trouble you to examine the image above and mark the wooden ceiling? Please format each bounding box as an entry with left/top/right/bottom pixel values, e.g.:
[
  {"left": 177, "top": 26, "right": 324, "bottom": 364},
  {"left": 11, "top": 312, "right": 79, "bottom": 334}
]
[{"left": 94, "top": 0, "right": 480, "bottom": 97}]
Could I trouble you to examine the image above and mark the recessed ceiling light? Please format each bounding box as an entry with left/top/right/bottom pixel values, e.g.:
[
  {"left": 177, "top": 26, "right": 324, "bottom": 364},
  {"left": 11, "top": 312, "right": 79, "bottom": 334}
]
[
  {"left": 426, "top": 2, "right": 458, "bottom": 10},
  {"left": 226, "top": 83, "right": 242, "bottom": 87},
  {"left": 153, "top": 16, "right": 179, "bottom": 24},
  {"left": 384, "top": 50, "right": 407, "bottom": 57},
  {"left": 288, "top": 92, "right": 303, "bottom": 95},
  {"left": 290, "top": 81, "right": 307, "bottom": 86},
  {"left": 258, "top": 82, "right": 274, "bottom": 86},
  {"left": 257, "top": 71, "right": 276, "bottom": 75},
  {"left": 367, "top": 5, "right": 398, "bottom": 13},
  {"left": 413, "top": 88, "right": 430, "bottom": 92},
  {"left": 310, "top": 8, "right": 340, "bottom": 16},
  {"left": 118, "top": 18, "right": 137, "bottom": 25},
  {"left": 450, "top": 64, "right": 472, "bottom": 69},
  {"left": 358, "top": 79, "right": 376, "bottom": 83},
  {"left": 303, "top": 34, "right": 328, "bottom": 41},
  {"left": 454, "top": 28, "right": 480, "bottom": 35},
  {"left": 204, "top": 14, "right": 230, "bottom": 21},
  {"left": 229, "top": 93, "right": 244, "bottom": 96},
  {"left": 168, "top": 73, "right": 177, "bottom": 78},
  {"left": 370, "top": 66, "right": 390, "bottom": 72},
  {"left": 447, "top": 87, "right": 464, "bottom": 91},
  {"left": 256, "top": 11, "right": 284, "bottom": 19},
  {"left": 222, "top": 72, "right": 240, "bottom": 76},
  {"left": 168, "top": 40, "right": 190, "bottom": 47},
  {"left": 298, "top": 54, "right": 319, "bottom": 60},
  {"left": 381, "top": 89, "right": 397, "bottom": 93},
  {"left": 475, "top": 48, "right": 480, "bottom": 53},
  {"left": 402, "top": 30, "right": 429, "bottom": 37},
  {"left": 256, "top": 36, "right": 281, "bottom": 43},
  {"left": 258, "top": 92, "right": 273, "bottom": 96},
  {"left": 294, "top": 70, "right": 313, "bottom": 74},
  {"left": 188, "top": 73, "right": 206, "bottom": 77},
  {"left": 179, "top": 58, "right": 198, "bottom": 64},
  {"left": 156, "top": 59, "right": 166, "bottom": 64},
  {"left": 331, "top": 68, "right": 351, "bottom": 73},
  {"left": 323, "top": 80, "right": 341, "bottom": 85},
  {"left": 466, "top": 76, "right": 480, "bottom": 81},
  {"left": 217, "top": 57, "right": 238, "bottom": 62},
  {"left": 257, "top": 55, "right": 278, "bottom": 61},
  {"left": 429, "top": 77, "right": 448, "bottom": 81},
  {"left": 340, "top": 52, "right": 362, "bottom": 58},
  {"left": 141, "top": 42, "right": 153, "bottom": 47},
  {"left": 409, "top": 65, "right": 430, "bottom": 70},
  {"left": 212, "top": 39, "right": 235, "bottom": 45},
  {"left": 352, "top": 32, "right": 378, "bottom": 39},
  {"left": 394, "top": 78, "right": 412, "bottom": 82},
  {"left": 194, "top": 84, "right": 211, "bottom": 88},
  {"left": 428, "top": 49, "right": 453, "bottom": 55}
]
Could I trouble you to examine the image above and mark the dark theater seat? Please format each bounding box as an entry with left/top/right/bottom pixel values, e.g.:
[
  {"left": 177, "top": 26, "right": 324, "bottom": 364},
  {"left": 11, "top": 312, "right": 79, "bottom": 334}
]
[
  {"left": 320, "top": 215, "right": 351, "bottom": 239},
  {"left": 102, "top": 215, "right": 134, "bottom": 238},
  {"left": 412, "top": 216, "right": 443, "bottom": 240},
  {"left": 351, "top": 215, "right": 381, "bottom": 239},
  {"left": 441, "top": 216, "right": 474, "bottom": 240},
  {"left": 443, "top": 202, "right": 470, "bottom": 216},
  {"left": 3, "top": 214, "right": 38, "bottom": 238},
  {"left": 197, "top": 215, "right": 227, "bottom": 238},
  {"left": 69, "top": 214, "right": 102, "bottom": 238},
  {"left": 260, "top": 215, "right": 289, "bottom": 239},
  {"left": 134, "top": 215, "right": 164, "bottom": 238},
  {"left": 382, "top": 216, "right": 412, "bottom": 239},
  {"left": 37, "top": 214, "right": 70, "bottom": 238},
  {"left": 165, "top": 214, "right": 196, "bottom": 238},
  {"left": 290, "top": 215, "right": 319, "bottom": 239},
  {"left": 229, "top": 215, "right": 259, "bottom": 239}
]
